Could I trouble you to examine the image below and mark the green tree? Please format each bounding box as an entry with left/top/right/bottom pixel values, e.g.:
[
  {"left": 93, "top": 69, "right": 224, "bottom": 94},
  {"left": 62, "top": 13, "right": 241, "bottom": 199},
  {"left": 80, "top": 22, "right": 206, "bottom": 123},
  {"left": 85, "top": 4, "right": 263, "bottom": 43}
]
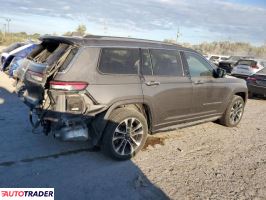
[{"left": 76, "top": 24, "right": 87, "bottom": 36}]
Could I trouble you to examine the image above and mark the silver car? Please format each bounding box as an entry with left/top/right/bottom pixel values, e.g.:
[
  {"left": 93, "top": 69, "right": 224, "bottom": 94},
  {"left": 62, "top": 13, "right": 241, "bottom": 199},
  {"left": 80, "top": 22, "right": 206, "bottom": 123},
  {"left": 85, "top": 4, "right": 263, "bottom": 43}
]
[{"left": 231, "top": 59, "right": 266, "bottom": 78}]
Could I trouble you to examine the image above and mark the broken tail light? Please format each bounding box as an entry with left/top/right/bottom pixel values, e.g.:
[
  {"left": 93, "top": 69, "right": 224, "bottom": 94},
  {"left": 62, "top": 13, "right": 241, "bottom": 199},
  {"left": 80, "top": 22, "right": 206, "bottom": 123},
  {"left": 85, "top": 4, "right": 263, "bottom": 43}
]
[
  {"left": 28, "top": 70, "right": 44, "bottom": 82},
  {"left": 49, "top": 81, "right": 88, "bottom": 91}
]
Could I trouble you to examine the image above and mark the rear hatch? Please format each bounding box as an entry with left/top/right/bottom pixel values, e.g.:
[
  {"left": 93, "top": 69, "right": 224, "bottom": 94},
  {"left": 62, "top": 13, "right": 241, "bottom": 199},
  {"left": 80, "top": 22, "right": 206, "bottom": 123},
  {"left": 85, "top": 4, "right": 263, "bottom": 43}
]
[{"left": 23, "top": 38, "right": 79, "bottom": 107}]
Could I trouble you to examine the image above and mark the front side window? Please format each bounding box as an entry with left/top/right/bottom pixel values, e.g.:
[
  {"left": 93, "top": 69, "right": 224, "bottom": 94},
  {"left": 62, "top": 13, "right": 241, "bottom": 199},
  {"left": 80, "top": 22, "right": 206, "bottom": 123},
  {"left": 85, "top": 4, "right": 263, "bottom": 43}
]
[
  {"left": 99, "top": 48, "right": 140, "bottom": 74},
  {"left": 150, "top": 49, "right": 182, "bottom": 76},
  {"left": 184, "top": 52, "right": 213, "bottom": 77}
]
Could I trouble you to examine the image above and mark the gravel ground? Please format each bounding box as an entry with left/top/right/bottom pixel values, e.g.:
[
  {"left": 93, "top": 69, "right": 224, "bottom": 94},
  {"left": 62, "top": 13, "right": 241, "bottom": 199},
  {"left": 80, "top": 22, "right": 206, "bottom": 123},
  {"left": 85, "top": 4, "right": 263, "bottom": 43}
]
[{"left": 0, "top": 71, "right": 266, "bottom": 200}]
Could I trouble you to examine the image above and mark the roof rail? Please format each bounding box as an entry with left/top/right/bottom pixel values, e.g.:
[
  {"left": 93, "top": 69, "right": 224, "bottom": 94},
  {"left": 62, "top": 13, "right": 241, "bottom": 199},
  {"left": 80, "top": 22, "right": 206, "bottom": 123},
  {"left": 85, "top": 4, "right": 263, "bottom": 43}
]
[{"left": 83, "top": 35, "right": 180, "bottom": 46}]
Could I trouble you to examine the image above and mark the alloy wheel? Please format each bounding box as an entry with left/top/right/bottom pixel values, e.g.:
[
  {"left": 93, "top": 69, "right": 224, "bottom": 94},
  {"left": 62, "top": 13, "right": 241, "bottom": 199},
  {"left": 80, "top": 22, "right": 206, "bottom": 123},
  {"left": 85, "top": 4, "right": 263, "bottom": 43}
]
[
  {"left": 112, "top": 117, "right": 144, "bottom": 156},
  {"left": 229, "top": 100, "right": 244, "bottom": 125}
]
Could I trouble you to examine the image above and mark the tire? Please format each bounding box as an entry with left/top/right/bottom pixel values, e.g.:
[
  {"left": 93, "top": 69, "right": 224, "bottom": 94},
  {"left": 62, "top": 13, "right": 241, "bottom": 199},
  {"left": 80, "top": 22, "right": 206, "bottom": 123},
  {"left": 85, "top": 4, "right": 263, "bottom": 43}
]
[
  {"left": 219, "top": 95, "right": 245, "bottom": 127},
  {"left": 102, "top": 108, "right": 148, "bottom": 160}
]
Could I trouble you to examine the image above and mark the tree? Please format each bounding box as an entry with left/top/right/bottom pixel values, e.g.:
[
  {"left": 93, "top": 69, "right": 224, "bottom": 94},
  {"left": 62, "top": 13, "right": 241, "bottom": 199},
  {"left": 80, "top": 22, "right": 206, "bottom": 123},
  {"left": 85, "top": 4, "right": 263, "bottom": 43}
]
[
  {"left": 76, "top": 24, "right": 87, "bottom": 36},
  {"left": 63, "top": 24, "right": 87, "bottom": 36}
]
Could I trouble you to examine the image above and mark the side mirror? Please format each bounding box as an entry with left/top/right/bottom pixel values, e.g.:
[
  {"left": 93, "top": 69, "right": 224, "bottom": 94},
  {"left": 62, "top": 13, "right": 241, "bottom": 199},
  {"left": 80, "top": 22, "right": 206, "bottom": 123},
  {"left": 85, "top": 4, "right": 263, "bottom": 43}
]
[{"left": 214, "top": 68, "right": 226, "bottom": 78}]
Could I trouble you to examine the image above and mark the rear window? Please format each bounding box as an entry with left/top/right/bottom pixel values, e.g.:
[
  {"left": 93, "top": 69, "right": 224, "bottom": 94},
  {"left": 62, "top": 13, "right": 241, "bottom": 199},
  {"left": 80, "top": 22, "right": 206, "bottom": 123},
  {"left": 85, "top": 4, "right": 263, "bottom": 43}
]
[
  {"left": 150, "top": 49, "right": 182, "bottom": 76},
  {"left": 99, "top": 48, "right": 140, "bottom": 75},
  {"left": 237, "top": 60, "right": 256, "bottom": 66}
]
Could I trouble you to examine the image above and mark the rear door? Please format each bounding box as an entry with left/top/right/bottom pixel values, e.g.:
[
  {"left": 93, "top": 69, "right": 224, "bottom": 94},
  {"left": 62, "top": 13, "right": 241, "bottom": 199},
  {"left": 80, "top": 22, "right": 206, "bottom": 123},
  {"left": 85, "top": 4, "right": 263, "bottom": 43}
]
[
  {"left": 181, "top": 51, "right": 230, "bottom": 117},
  {"left": 140, "top": 49, "right": 193, "bottom": 131}
]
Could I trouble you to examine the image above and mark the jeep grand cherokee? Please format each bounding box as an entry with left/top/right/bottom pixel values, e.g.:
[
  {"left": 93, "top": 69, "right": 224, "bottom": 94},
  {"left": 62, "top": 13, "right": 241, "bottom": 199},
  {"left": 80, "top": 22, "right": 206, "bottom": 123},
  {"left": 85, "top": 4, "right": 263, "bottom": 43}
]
[{"left": 21, "top": 35, "right": 248, "bottom": 160}]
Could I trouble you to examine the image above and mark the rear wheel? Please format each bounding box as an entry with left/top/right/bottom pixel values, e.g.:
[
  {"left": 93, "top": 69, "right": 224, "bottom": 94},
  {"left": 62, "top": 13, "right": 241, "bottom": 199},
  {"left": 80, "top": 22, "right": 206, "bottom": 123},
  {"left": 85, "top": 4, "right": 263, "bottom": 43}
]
[
  {"left": 102, "top": 108, "right": 148, "bottom": 160},
  {"left": 219, "top": 95, "right": 244, "bottom": 127}
]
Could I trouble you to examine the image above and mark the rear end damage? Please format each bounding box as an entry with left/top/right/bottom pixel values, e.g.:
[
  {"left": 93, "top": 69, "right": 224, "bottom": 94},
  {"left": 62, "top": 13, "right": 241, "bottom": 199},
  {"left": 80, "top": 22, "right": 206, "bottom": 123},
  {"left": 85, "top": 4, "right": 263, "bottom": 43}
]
[{"left": 22, "top": 38, "right": 106, "bottom": 143}]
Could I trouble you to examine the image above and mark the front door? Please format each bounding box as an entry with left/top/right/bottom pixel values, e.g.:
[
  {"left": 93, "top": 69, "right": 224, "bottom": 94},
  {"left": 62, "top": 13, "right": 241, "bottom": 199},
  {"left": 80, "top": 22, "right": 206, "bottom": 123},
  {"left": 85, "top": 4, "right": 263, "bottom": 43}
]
[{"left": 181, "top": 51, "right": 229, "bottom": 118}]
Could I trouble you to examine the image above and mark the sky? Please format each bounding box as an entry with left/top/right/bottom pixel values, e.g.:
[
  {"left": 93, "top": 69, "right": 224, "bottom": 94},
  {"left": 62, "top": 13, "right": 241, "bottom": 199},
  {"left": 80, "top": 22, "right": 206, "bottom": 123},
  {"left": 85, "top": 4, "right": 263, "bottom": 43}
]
[{"left": 0, "top": 0, "right": 266, "bottom": 45}]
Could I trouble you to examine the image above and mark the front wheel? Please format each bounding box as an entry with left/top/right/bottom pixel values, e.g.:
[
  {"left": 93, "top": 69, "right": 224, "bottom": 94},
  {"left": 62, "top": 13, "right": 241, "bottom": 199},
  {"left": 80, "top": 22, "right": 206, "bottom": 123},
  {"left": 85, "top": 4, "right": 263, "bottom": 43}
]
[
  {"left": 219, "top": 95, "right": 245, "bottom": 127},
  {"left": 102, "top": 108, "right": 148, "bottom": 160}
]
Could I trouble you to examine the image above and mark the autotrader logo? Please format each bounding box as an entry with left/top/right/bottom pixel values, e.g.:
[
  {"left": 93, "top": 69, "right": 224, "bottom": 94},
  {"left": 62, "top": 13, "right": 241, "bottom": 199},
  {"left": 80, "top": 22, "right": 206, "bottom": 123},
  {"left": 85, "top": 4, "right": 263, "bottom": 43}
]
[{"left": 0, "top": 188, "right": 54, "bottom": 199}]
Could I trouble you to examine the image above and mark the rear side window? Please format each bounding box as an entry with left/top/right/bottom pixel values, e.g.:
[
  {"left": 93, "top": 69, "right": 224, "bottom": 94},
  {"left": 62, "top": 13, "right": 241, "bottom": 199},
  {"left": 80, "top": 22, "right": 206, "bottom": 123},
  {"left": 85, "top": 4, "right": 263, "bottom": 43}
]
[
  {"left": 99, "top": 48, "right": 140, "bottom": 74},
  {"left": 150, "top": 49, "right": 182, "bottom": 76}
]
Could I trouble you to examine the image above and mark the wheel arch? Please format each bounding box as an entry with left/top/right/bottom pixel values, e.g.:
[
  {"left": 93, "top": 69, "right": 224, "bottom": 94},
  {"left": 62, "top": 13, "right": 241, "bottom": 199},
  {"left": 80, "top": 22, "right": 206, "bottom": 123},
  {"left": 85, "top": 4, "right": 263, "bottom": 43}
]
[
  {"left": 90, "top": 100, "right": 153, "bottom": 145},
  {"left": 234, "top": 91, "right": 247, "bottom": 103}
]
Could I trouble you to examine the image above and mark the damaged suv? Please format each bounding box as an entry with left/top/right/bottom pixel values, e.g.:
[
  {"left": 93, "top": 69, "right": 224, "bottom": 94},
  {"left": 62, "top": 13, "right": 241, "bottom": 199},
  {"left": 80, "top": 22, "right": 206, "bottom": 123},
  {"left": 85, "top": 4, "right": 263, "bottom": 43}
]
[{"left": 22, "top": 35, "right": 248, "bottom": 160}]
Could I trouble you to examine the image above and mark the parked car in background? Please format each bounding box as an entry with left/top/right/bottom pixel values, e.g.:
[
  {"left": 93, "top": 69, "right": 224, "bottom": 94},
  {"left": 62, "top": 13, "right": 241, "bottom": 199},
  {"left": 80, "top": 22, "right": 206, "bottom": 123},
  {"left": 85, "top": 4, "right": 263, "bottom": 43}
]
[
  {"left": 8, "top": 44, "right": 37, "bottom": 77},
  {"left": 246, "top": 67, "right": 266, "bottom": 98},
  {"left": 1, "top": 43, "right": 37, "bottom": 75},
  {"left": 1, "top": 42, "right": 26, "bottom": 66},
  {"left": 231, "top": 59, "right": 265, "bottom": 79},
  {"left": 13, "top": 58, "right": 31, "bottom": 96},
  {"left": 20, "top": 35, "right": 247, "bottom": 160},
  {"left": 209, "top": 55, "right": 229, "bottom": 66},
  {"left": 218, "top": 56, "right": 243, "bottom": 73}
]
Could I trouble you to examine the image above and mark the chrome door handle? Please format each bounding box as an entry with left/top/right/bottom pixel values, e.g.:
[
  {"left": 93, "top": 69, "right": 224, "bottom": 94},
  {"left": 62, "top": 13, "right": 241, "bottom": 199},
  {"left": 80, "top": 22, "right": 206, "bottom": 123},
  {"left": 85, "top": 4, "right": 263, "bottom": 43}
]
[
  {"left": 145, "top": 81, "right": 160, "bottom": 86},
  {"left": 193, "top": 80, "right": 204, "bottom": 85}
]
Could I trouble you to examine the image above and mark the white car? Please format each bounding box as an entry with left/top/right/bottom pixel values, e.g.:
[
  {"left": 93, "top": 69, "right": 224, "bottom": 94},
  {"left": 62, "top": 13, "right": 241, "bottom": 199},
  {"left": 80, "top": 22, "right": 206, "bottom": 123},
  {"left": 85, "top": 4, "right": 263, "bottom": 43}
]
[
  {"left": 231, "top": 59, "right": 266, "bottom": 78},
  {"left": 1, "top": 43, "right": 35, "bottom": 72},
  {"left": 209, "top": 55, "right": 229, "bottom": 66},
  {"left": 1, "top": 42, "right": 26, "bottom": 67}
]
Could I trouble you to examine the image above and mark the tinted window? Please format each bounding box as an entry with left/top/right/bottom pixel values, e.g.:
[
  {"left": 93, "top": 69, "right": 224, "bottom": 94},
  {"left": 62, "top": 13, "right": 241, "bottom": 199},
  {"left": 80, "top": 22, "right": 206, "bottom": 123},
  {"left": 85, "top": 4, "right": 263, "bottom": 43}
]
[
  {"left": 99, "top": 48, "right": 140, "bottom": 74},
  {"left": 141, "top": 49, "right": 153, "bottom": 75},
  {"left": 150, "top": 49, "right": 182, "bottom": 76},
  {"left": 237, "top": 60, "right": 256, "bottom": 66},
  {"left": 184, "top": 52, "right": 213, "bottom": 77}
]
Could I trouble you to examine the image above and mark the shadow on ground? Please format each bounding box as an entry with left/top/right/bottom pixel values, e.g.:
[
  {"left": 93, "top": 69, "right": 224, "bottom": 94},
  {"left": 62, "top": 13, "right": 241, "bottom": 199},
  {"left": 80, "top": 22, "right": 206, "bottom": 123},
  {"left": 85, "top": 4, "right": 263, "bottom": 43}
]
[{"left": 0, "top": 86, "right": 169, "bottom": 200}]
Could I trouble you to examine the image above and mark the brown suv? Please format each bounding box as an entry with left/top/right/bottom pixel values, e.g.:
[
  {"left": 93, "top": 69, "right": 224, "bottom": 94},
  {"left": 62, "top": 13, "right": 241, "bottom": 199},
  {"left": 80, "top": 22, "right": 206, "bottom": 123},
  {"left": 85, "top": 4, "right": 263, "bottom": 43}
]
[{"left": 20, "top": 35, "right": 248, "bottom": 160}]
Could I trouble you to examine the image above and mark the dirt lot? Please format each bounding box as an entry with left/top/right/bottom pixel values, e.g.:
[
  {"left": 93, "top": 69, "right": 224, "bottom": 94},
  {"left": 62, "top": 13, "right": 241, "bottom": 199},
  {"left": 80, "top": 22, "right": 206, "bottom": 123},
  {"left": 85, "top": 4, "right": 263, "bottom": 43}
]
[{"left": 0, "top": 71, "right": 266, "bottom": 200}]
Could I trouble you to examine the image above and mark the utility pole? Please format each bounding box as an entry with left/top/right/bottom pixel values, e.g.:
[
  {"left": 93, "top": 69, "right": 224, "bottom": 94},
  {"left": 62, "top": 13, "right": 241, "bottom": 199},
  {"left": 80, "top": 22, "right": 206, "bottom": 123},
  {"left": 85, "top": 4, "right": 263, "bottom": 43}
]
[
  {"left": 3, "top": 24, "right": 6, "bottom": 38},
  {"left": 176, "top": 27, "right": 181, "bottom": 43},
  {"left": 6, "top": 18, "right": 11, "bottom": 34},
  {"left": 103, "top": 19, "right": 108, "bottom": 34}
]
